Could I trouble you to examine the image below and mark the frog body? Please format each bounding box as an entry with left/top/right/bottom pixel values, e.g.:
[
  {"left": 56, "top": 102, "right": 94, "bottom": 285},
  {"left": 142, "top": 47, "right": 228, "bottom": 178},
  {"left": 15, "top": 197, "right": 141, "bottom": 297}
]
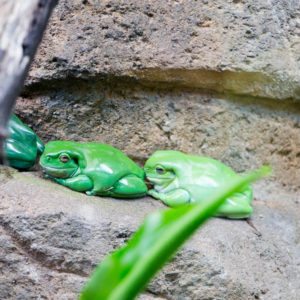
[
  {"left": 40, "top": 141, "right": 147, "bottom": 198},
  {"left": 144, "top": 150, "right": 253, "bottom": 219},
  {"left": 5, "top": 114, "right": 44, "bottom": 169}
]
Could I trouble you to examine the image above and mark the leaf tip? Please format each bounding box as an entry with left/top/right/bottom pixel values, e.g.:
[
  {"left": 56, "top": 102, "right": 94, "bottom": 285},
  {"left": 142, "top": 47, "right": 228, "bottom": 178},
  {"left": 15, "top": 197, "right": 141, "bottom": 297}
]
[{"left": 257, "top": 165, "right": 272, "bottom": 178}]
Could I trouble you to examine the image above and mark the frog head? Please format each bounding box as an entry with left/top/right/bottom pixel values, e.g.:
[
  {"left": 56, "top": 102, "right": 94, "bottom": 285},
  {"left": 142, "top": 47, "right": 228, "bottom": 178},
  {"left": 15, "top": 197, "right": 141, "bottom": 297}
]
[
  {"left": 40, "top": 141, "right": 83, "bottom": 179},
  {"left": 144, "top": 150, "right": 187, "bottom": 192}
]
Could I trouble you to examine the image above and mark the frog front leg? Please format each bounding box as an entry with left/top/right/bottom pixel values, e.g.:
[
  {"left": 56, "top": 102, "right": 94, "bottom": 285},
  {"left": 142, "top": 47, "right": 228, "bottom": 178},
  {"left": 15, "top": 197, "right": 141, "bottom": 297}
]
[
  {"left": 54, "top": 175, "right": 93, "bottom": 193},
  {"left": 148, "top": 188, "right": 191, "bottom": 207}
]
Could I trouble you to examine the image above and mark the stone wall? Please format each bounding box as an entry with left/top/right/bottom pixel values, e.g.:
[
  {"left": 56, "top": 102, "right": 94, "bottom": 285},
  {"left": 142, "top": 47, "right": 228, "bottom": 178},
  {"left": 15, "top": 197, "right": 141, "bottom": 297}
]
[
  {"left": 6, "top": 0, "right": 300, "bottom": 299},
  {"left": 27, "top": 0, "right": 300, "bottom": 99},
  {"left": 16, "top": 0, "right": 300, "bottom": 189},
  {"left": 17, "top": 79, "right": 300, "bottom": 189}
]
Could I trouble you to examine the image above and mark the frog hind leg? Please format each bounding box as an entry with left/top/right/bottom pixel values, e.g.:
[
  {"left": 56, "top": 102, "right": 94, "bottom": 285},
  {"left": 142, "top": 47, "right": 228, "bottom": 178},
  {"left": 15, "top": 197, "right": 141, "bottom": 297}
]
[
  {"left": 216, "top": 187, "right": 253, "bottom": 219},
  {"left": 110, "top": 175, "right": 148, "bottom": 198},
  {"left": 148, "top": 188, "right": 191, "bottom": 207}
]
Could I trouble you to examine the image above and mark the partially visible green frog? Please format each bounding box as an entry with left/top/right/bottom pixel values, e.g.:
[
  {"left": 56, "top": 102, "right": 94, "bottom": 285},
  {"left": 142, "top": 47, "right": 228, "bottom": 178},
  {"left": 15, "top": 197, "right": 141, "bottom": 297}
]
[
  {"left": 5, "top": 114, "right": 44, "bottom": 169},
  {"left": 144, "top": 150, "right": 253, "bottom": 219},
  {"left": 40, "top": 141, "right": 148, "bottom": 198}
]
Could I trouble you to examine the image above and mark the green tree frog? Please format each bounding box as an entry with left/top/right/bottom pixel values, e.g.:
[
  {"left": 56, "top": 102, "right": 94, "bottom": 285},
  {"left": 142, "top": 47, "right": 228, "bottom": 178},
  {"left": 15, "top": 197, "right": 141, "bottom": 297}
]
[
  {"left": 40, "top": 141, "right": 148, "bottom": 198},
  {"left": 144, "top": 150, "right": 253, "bottom": 219}
]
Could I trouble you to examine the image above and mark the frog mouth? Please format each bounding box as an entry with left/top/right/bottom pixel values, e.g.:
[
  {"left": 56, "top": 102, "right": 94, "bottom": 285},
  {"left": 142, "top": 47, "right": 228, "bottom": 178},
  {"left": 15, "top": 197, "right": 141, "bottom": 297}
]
[
  {"left": 41, "top": 165, "right": 73, "bottom": 171},
  {"left": 146, "top": 175, "right": 174, "bottom": 190},
  {"left": 41, "top": 165, "right": 78, "bottom": 178},
  {"left": 144, "top": 177, "right": 173, "bottom": 189},
  {"left": 146, "top": 175, "right": 174, "bottom": 183}
]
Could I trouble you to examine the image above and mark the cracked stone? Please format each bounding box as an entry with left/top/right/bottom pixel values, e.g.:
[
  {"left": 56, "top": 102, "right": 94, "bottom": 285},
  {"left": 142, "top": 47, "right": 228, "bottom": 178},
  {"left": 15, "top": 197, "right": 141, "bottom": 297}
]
[{"left": 0, "top": 171, "right": 299, "bottom": 299}]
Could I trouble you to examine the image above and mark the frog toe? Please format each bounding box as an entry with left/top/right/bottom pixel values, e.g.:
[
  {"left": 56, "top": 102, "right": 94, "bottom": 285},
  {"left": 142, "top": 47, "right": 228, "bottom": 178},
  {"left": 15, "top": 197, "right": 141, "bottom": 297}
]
[{"left": 86, "top": 190, "right": 96, "bottom": 196}]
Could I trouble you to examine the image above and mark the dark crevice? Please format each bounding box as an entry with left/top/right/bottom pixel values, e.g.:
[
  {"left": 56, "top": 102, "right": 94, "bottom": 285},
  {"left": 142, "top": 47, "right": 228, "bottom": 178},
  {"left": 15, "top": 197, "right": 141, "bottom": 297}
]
[
  {"left": 145, "top": 289, "right": 170, "bottom": 300},
  {"left": 23, "top": 68, "right": 300, "bottom": 101},
  {"left": 21, "top": 73, "right": 300, "bottom": 115}
]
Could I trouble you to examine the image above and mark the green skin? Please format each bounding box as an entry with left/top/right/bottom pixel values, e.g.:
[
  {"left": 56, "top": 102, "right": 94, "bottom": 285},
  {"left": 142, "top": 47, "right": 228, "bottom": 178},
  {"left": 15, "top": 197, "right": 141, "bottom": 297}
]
[
  {"left": 144, "top": 150, "right": 253, "bottom": 219},
  {"left": 40, "top": 141, "right": 148, "bottom": 198},
  {"left": 5, "top": 114, "right": 44, "bottom": 169}
]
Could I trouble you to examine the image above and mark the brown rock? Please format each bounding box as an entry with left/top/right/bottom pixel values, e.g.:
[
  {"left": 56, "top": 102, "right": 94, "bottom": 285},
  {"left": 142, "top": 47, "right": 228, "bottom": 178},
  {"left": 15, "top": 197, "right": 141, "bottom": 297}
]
[
  {"left": 27, "top": 0, "right": 300, "bottom": 99},
  {"left": 16, "top": 81, "right": 300, "bottom": 189},
  {"left": 6, "top": 1, "right": 300, "bottom": 298},
  {"left": 0, "top": 171, "right": 299, "bottom": 299}
]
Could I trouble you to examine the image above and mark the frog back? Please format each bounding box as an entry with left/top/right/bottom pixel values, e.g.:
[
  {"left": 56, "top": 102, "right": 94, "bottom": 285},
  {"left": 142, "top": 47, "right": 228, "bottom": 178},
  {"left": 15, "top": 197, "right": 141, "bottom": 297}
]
[
  {"left": 184, "top": 155, "right": 237, "bottom": 183},
  {"left": 174, "top": 154, "right": 241, "bottom": 201},
  {"left": 76, "top": 143, "right": 143, "bottom": 192},
  {"left": 79, "top": 143, "right": 144, "bottom": 178}
]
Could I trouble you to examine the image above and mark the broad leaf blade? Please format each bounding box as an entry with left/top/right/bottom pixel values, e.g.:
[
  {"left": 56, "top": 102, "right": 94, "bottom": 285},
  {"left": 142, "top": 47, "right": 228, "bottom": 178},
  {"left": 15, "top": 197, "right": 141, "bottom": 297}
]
[{"left": 81, "top": 167, "right": 270, "bottom": 300}]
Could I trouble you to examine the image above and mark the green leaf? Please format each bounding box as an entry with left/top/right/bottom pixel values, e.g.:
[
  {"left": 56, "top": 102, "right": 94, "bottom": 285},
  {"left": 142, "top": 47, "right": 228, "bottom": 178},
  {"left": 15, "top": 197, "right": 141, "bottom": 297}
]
[{"left": 80, "top": 166, "right": 270, "bottom": 300}]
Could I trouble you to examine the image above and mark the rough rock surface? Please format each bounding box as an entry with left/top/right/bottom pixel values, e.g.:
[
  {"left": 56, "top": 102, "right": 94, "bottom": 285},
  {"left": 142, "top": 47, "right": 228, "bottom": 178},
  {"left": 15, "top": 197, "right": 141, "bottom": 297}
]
[
  {"left": 0, "top": 170, "right": 299, "bottom": 300},
  {"left": 4, "top": 0, "right": 300, "bottom": 299},
  {"left": 17, "top": 81, "right": 300, "bottom": 190},
  {"left": 15, "top": 0, "right": 300, "bottom": 191},
  {"left": 28, "top": 0, "right": 300, "bottom": 100}
]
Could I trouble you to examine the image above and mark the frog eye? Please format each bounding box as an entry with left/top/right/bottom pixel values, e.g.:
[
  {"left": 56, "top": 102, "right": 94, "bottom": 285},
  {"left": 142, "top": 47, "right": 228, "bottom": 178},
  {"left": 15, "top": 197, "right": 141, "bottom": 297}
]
[
  {"left": 59, "top": 154, "right": 70, "bottom": 163},
  {"left": 155, "top": 166, "right": 165, "bottom": 174}
]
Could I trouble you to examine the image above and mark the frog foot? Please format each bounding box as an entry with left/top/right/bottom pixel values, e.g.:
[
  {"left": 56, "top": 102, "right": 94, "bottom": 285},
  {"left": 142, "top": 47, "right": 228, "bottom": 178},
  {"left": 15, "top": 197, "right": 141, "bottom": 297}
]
[
  {"left": 54, "top": 178, "right": 65, "bottom": 185},
  {"left": 147, "top": 189, "right": 160, "bottom": 199},
  {"left": 86, "top": 190, "right": 96, "bottom": 196}
]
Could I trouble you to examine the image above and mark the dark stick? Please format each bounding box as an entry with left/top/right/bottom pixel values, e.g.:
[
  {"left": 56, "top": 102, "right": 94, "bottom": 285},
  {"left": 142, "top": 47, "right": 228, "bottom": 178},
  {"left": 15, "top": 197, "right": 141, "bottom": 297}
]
[{"left": 0, "top": 0, "right": 58, "bottom": 165}]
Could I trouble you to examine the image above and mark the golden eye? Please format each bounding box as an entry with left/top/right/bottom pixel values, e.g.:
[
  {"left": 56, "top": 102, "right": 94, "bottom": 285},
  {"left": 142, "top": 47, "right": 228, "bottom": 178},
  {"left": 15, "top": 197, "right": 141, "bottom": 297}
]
[
  {"left": 59, "top": 155, "right": 70, "bottom": 163},
  {"left": 155, "top": 167, "right": 165, "bottom": 174}
]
